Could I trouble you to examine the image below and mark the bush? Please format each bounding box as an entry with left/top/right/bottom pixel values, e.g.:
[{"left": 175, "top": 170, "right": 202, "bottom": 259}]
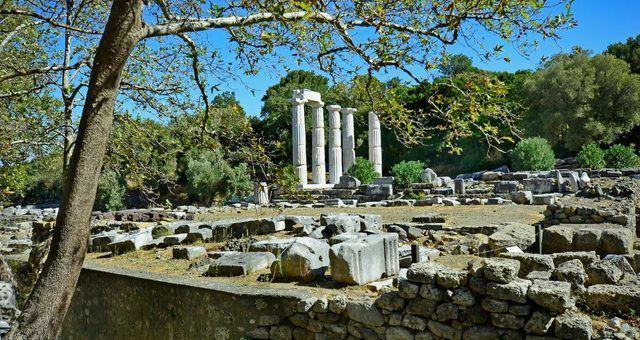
[
  {"left": 185, "top": 148, "right": 252, "bottom": 205},
  {"left": 275, "top": 165, "right": 299, "bottom": 195},
  {"left": 577, "top": 143, "right": 606, "bottom": 169},
  {"left": 391, "top": 161, "right": 425, "bottom": 187},
  {"left": 510, "top": 137, "right": 555, "bottom": 171},
  {"left": 95, "top": 170, "right": 126, "bottom": 211},
  {"left": 346, "top": 157, "right": 379, "bottom": 184},
  {"left": 604, "top": 144, "right": 640, "bottom": 168}
]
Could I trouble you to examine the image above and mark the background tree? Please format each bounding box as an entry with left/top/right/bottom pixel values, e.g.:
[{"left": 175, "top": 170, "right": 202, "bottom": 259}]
[
  {"left": 1, "top": 0, "right": 574, "bottom": 337},
  {"left": 522, "top": 51, "right": 640, "bottom": 154},
  {"left": 607, "top": 34, "right": 640, "bottom": 74}
]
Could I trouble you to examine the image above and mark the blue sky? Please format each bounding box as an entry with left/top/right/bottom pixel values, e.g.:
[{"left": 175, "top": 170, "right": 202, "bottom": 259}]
[{"left": 216, "top": 1, "right": 640, "bottom": 117}]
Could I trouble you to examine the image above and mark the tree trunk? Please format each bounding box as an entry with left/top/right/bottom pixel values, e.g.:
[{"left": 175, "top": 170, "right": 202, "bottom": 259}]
[{"left": 7, "top": 1, "right": 143, "bottom": 338}]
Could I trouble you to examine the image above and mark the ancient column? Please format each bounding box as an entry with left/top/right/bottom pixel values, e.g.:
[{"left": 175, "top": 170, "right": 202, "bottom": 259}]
[
  {"left": 326, "top": 105, "right": 342, "bottom": 184},
  {"left": 309, "top": 101, "right": 326, "bottom": 185},
  {"left": 368, "top": 111, "right": 382, "bottom": 175},
  {"left": 341, "top": 108, "right": 357, "bottom": 173},
  {"left": 289, "top": 94, "right": 307, "bottom": 186}
]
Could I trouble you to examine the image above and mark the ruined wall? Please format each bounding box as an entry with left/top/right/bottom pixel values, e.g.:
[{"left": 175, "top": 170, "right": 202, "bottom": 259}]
[
  {"left": 61, "top": 264, "right": 306, "bottom": 340},
  {"left": 62, "top": 258, "right": 639, "bottom": 339}
]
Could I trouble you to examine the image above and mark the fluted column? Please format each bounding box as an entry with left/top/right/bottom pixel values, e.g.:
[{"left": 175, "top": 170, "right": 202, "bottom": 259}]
[
  {"left": 309, "top": 101, "right": 326, "bottom": 185},
  {"left": 326, "top": 105, "right": 342, "bottom": 184},
  {"left": 368, "top": 111, "right": 382, "bottom": 175},
  {"left": 341, "top": 108, "right": 357, "bottom": 173},
  {"left": 289, "top": 95, "right": 307, "bottom": 186}
]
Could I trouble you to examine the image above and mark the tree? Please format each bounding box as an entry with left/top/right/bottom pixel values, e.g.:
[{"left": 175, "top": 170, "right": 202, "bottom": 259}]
[
  {"left": 606, "top": 34, "right": 640, "bottom": 74},
  {"left": 1, "top": 0, "right": 574, "bottom": 337},
  {"left": 522, "top": 52, "right": 640, "bottom": 154},
  {"left": 439, "top": 54, "right": 477, "bottom": 77}
]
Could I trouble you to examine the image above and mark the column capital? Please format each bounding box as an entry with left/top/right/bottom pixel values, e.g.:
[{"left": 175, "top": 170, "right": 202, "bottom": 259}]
[
  {"left": 326, "top": 104, "right": 342, "bottom": 112},
  {"left": 289, "top": 97, "right": 307, "bottom": 105},
  {"left": 340, "top": 107, "right": 357, "bottom": 114},
  {"left": 308, "top": 101, "right": 325, "bottom": 108}
]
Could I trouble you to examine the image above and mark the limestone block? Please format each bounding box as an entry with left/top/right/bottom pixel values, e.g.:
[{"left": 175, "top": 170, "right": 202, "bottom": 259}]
[
  {"left": 249, "top": 238, "right": 296, "bottom": 255},
  {"left": 553, "top": 259, "right": 587, "bottom": 288},
  {"left": 494, "top": 181, "right": 519, "bottom": 194},
  {"left": 483, "top": 258, "right": 520, "bottom": 283},
  {"left": 572, "top": 228, "right": 602, "bottom": 252},
  {"left": 172, "top": 246, "right": 206, "bottom": 260},
  {"left": 329, "top": 233, "right": 398, "bottom": 285},
  {"left": 162, "top": 233, "right": 188, "bottom": 246},
  {"left": 499, "top": 252, "right": 554, "bottom": 277},
  {"left": 486, "top": 279, "right": 531, "bottom": 304},
  {"left": 205, "top": 251, "right": 275, "bottom": 276},
  {"left": 527, "top": 280, "right": 573, "bottom": 312},
  {"left": 523, "top": 178, "right": 554, "bottom": 193},
  {"left": 271, "top": 237, "right": 329, "bottom": 281},
  {"left": 510, "top": 190, "right": 533, "bottom": 204},
  {"left": 107, "top": 229, "right": 153, "bottom": 255},
  {"left": 421, "top": 168, "right": 438, "bottom": 184},
  {"left": 600, "top": 228, "right": 633, "bottom": 254},
  {"left": 542, "top": 225, "right": 575, "bottom": 253},
  {"left": 586, "top": 260, "right": 623, "bottom": 285},
  {"left": 554, "top": 313, "right": 592, "bottom": 340}
]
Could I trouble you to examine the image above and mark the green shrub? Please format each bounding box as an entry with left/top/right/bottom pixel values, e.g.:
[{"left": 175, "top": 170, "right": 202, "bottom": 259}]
[
  {"left": 510, "top": 137, "right": 555, "bottom": 171},
  {"left": 95, "top": 170, "right": 126, "bottom": 211},
  {"left": 275, "top": 165, "right": 299, "bottom": 195},
  {"left": 185, "top": 148, "right": 252, "bottom": 205},
  {"left": 604, "top": 144, "right": 640, "bottom": 168},
  {"left": 391, "top": 161, "right": 425, "bottom": 187},
  {"left": 576, "top": 143, "right": 606, "bottom": 169},
  {"left": 346, "top": 157, "right": 379, "bottom": 184}
]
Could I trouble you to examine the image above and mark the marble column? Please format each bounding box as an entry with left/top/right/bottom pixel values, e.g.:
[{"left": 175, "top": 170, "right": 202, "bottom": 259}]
[
  {"left": 368, "top": 111, "right": 382, "bottom": 175},
  {"left": 289, "top": 96, "right": 307, "bottom": 185},
  {"left": 341, "top": 108, "right": 357, "bottom": 173},
  {"left": 326, "top": 105, "right": 342, "bottom": 184},
  {"left": 309, "top": 101, "right": 326, "bottom": 185}
]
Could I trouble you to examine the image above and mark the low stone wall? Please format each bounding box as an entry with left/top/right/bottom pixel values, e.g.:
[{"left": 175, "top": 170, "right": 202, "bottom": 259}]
[
  {"left": 543, "top": 202, "right": 636, "bottom": 230},
  {"left": 62, "top": 258, "right": 639, "bottom": 339},
  {"left": 61, "top": 264, "right": 308, "bottom": 339}
]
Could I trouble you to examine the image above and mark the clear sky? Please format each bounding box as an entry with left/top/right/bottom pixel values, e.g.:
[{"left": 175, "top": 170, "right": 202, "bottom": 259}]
[{"left": 217, "top": 1, "right": 640, "bottom": 118}]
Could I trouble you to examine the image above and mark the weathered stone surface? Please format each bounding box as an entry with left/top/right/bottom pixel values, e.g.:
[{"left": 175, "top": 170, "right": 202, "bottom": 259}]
[
  {"left": 525, "top": 270, "right": 552, "bottom": 281},
  {"left": 524, "top": 178, "right": 553, "bottom": 193},
  {"left": 572, "top": 228, "right": 602, "bottom": 252},
  {"left": 494, "top": 181, "right": 519, "bottom": 194},
  {"left": 321, "top": 213, "right": 360, "bottom": 236},
  {"left": 398, "top": 279, "right": 420, "bottom": 299},
  {"left": 405, "top": 298, "right": 437, "bottom": 318},
  {"left": 271, "top": 237, "right": 329, "bottom": 281},
  {"left": 462, "top": 325, "right": 499, "bottom": 340},
  {"left": 542, "top": 225, "right": 574, "bottom": 253},
  {"left": 419, "top": 284, "right": 449, "bottom": 302},
  {"left": 227, "top": 217, "right": 286, "bottom": 236},
  {"left": 427, "top": 320, "right": 461, "bottom": 340},
  {"left": 480, "top": 298, "right": 509, "bottom": 313},
  {"left": 107, "top": 229, "right": 153, "bottom": 255},
  {"left": 500, "top": 252, "right": 555, "bottom": 277},
  {"left": 406, "top": 260, "right": 445, "bottom": 283},
  {"left": 335, "top": 175, "right": 361, "bottom": 189},
  {"left": 205, "top": 252, "right": 275, "bottom": 276},
  {"left": 345, "top": 299, "right": 384, "bottom": 327},
  {"left": 510, "top": 190, "right": 533, "bottom": 205},
  {"left": 492, "top": 313, "right": 525, "bottom": 329},
  {"left": 525, "top": 311, "right": 554, "bottom": 335},
  {"left": 385, "top": 326, "right": 414, "bottom": 340},
  {"left": 374, "top": 291, "right": 405, "bottom": 312},
  {"left": 398, "top": 245, "right": 440, "bottom": 268},
  {"left": 451, "top": 288, "right": 475, "bottom": 307},
  {"left": 483, "top": 258, "right": 520, "bottom": 283},
  {"left": 421, "top": 168, "right": 438, "bottom": 184},
  {"left": 527, "top": 280, "right": 573, "bottom": 312},
  {"left": 600, "top": 228, "right": 633, "bottom": 254},
  {"left": 486, "top": 278, "right": 531, "bottom": 303},
  {"left": 553, "top": 259, "right": 587, "bottom": 288},
  {"left": 586, "top": 260, "right": 623, "bottom": 285},
  {"left": 172, "top": 246, "right": 206, "bottom": 260},
  {"left": 434, "top": 302, "right": 458, "bottom": 322},
  {"left": 329, "top": 233, "right": 399, "bottom": 285},
  {"left": 554, "top": 313, "right": 592, "bottom": 340},
  {"left": 488, "top": 222, "right": 535, "bottom": 255},
  {"left": 584, "top": 284, "right": 640, "bottom": 313},
  {"left": 249, "top": 238, "right": 295, "bottom": 255},
  {"left": 552, "top": 251, "right": 598, "bottom": 267},
  {"left": 402, "top": 314, "right": 427, "bottom": 331}
]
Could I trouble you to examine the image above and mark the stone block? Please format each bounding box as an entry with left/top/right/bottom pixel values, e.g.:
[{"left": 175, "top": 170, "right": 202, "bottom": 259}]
[
  {"left": 572, "top": 228, "right": 602, "bottom": 252},
  {"left": 542, "top": 225, "right": 575, "bottom": 253},
  {"left": 499, "top": 252, "right": 554, "bottom": 277},
  {"left": 600, "top": 228, "right": 633, "bottom": 254},
  {"left": 551, "top": 251, "right": 598, "bottom": 267},
  {"left": 494, "top": 181, "right": 519, "bottom": 194},
  {"left": 532, "top": 193, "right": 557, "bottom": 205},
  {"left": 271, "top": 237, "right": 329, "bottom": 281},
  {"left": 486, "top": 279, "right": 531, "bottom": 303},
  {"left": 334, "top": 175, "right": 360, "bottom": 189},
  {"left": 553, "top": 259, "right": 587, "bottom": 288},
  {"left": 329, "top": 233, "right": 398, "bottom": 285},
  {"left": 483, "top": 258, "right": 520, "bottom": 283},
  {"left": 523, "top": 178, "right": 554, "bottom": 194},
  {"left": 527, "top": 280, "right": 573, "bottom": 312},
  {"left": 205, "top": 251, "right": 275, "bottom": 276},
  {"left": 584, "top": 284, "right": 640, "bottom": 313},
  {"left": 107, "top": 229, "right": 153, "bottom": 255},
  {"left": 554, "top": 313, "right": 592, "bottom": 340},
  {"left": 249, "top": 238, "right": 296, "bottom": 255},
  {"left": 172, "top": 246, "right": 206, "bottom": 260}
]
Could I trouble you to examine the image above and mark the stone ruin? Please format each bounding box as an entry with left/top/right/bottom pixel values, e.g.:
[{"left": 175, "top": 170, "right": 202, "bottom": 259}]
[{"left": 289, "top": 89, "right": 382, "bottom": 188}]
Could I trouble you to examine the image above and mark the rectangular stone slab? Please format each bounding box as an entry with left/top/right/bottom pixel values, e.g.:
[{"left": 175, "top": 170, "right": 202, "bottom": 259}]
[{"left": 205, "top": 252, "right": 276, "bottom": 277}]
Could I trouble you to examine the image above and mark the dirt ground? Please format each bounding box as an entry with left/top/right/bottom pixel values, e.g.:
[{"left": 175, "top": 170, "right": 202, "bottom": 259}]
[
  {"left": 86, "top": 204, "right": 545, "bottom": 294},
  {"left": 197, "top": 204, "right": 546, "bottom": 227}
]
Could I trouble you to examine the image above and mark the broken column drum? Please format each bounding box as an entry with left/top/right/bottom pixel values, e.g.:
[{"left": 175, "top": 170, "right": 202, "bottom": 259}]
[
  {"left": 368, "top": 111, "right": 382, "bottom": 175},
  {"left": 327, "top": 105, "right": 343, "bottom": 184},
  {"left": 341, "top": 107, "right": 357, "bottom": 173}
]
